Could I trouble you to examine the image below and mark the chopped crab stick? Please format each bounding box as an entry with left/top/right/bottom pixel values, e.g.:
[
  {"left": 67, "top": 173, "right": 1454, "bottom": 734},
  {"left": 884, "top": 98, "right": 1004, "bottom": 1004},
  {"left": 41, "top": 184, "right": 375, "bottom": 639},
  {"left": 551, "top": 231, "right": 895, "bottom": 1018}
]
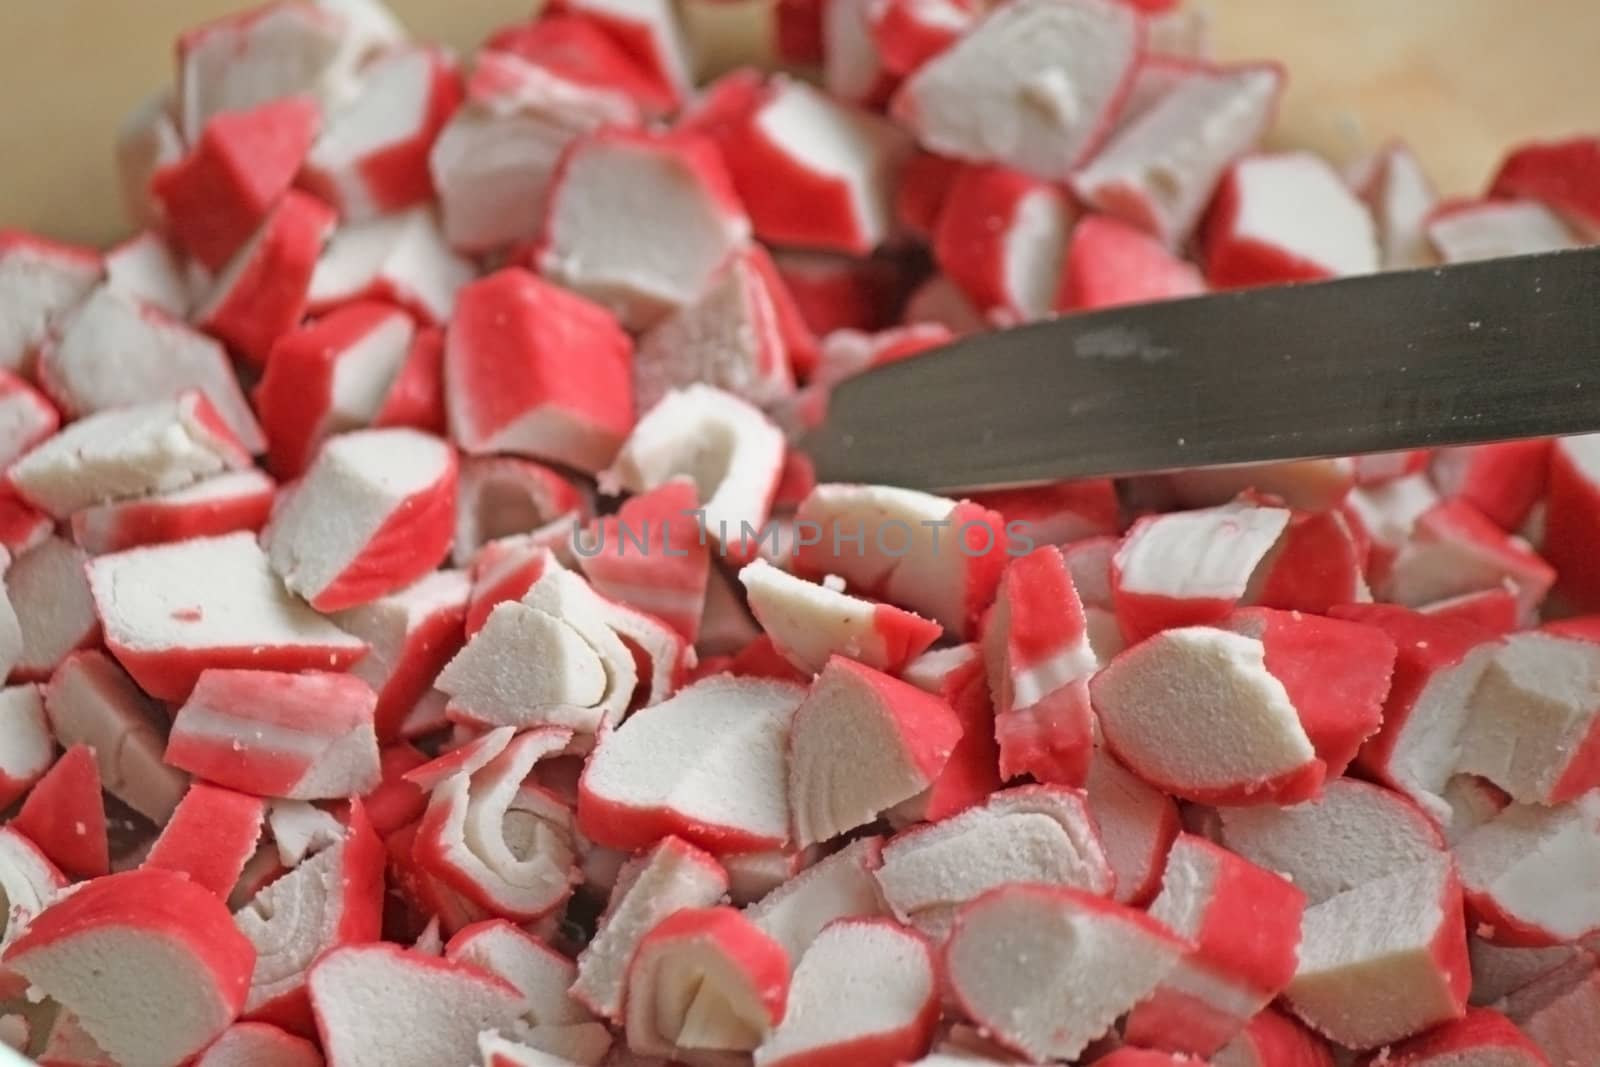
[
  {"left": 1111, "top": 500, "right": 1290, "bottom": 644},
  {"left": 1123, "top": 834, "right": 1306, "bottom": 1056},
  {"left": 144, "top": 782, "right": 267, "bottom": 898},
  {"left": 445, "top": 268, "right": 634, "bottom": 474},
  {"left": 533, "top": 129, "right": 750, "bottom": 329},
  {"left": 875, "top": 785, "right": 1113, "bottom": 940},
  {"left": 1216, "top": 778, "right": 1446, "bottom": 905},
  {"left": 754, "top": 918, "right": 938, "bottom": 1067},
  {"left": 309, "top": 943, "right": 526, "bottom": 1067},
  {"left": 892, "top": 0, "right": 1141, "bottom": 178},
  {"left": 8, "top": 390, "right": 250, "bottom": 518},
  {"left": 37, "top": 284, "right": 264, "bottom": 452},
  {"left": 412, "top": 726, "right": 578, "bottom": 921},
  {"left": 944, "top": 884, "right": 1187, "bottom": 1062},
  {"left": 235, "top": 803, "right": 384, "bottom": 1032},
  {"left": 603, "top": 384, "right": 786, "bottom": 564},
  {"left": 86, "top": 532, "right": 366, "bottom": 702},
  {"left": 579, "top": 674, "right": 805, "bottom": 853},
  {"left": 571, "top": 836, "right": 729, "bottom": 1021},
  {"left": 2, "top": 868, "right": 257, "bottom": 1067},
  {"left": 70, "top": 469, "right": 277, "bottom": 555},
  {"left": 740, "top": 559, "right": 940, "bottom": 676},
  {"left": 166, "top": 670, "right": 382, "bottom": 800},
  {"left": 1285, "top": 854, "right": 1470, "bottom": 1050},
  {"left": 1091, "top": 626, "right": 1323, "bottom": 805},
  {"left": 43, "top": 650, "right": 189, "bottom": 823},
  {"left": 792, "top": 483, "right": 1008, "bottom": 638},
  {"left": 623, "top": 907, "right": 790, "bottom": 1057},
  {"left": 788, "top": 655, "right": 962, "bottom": 847}
]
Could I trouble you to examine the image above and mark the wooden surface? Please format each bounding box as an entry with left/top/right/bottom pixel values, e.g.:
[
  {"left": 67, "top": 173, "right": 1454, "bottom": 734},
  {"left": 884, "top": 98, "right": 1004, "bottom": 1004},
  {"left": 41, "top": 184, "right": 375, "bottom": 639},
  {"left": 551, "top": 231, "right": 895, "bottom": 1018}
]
[{"left": 1, "top": 0, "right": 1596, "bottom": 244}]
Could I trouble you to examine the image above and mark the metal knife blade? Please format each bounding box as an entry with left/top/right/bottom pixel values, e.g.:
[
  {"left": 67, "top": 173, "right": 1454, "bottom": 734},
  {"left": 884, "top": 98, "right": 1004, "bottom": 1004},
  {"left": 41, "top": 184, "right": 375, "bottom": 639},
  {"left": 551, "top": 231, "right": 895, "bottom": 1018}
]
[{"left": 801, "top": 246, "right": 1600, "bottom": 493}]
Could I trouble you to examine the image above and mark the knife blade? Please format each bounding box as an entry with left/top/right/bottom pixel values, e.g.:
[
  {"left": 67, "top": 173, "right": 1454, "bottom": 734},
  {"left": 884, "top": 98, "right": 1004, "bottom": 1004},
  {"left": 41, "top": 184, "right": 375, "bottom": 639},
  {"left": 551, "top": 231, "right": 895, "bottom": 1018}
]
[{"left": 801, "top": 246, "right": 1600, "bottom": 493}]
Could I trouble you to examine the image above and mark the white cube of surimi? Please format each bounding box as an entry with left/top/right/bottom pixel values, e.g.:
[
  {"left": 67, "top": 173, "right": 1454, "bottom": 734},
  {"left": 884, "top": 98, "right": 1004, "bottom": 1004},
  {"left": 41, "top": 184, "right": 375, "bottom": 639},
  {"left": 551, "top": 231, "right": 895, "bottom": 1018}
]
[
  {"left": 634, "top": 246, "right": 798, "bottom": 413},
  {"left": 116, "top": 91, "right": 184, "bottom": 232},
  {"left": 8, "top": 391, "right": 251, "bottom": 518},
  {"left": 788, "top": 656, "right": 962, "bottom": 847},
  {"left": 193, "top": 1022, "right": 324, "bottom": 1067},
  {"left": 1090, "top": 627, "right": 1323, "bottom": 805},
  {"left": 36, "top": 284, "right": 264, "bottom": 452},
  {"left": 1203, "top": 152, "right": 1380, "bottom": 287},
  {"left": 1426, "top": 198, "right": 1579, "bottom": 263},
  {"left": 165, "top": 670, "right": 381, "bottom": 800},
  {"left": 0, "top": 231, "right": 101, "bottom": 375},
  {"left": 0, "top": 686, "right": 51, "bottom": 811},
  {"left": 2, "top": 869, "right": 256, "bottom": 1067},
  {"left": 534, "top": 129, "right": 750, "bottom": 330},
  {"left": 893, "top": 0, "right": 1139, "bottom": 179},
  {"left": 1085, "top": 747, "right": 1180, "bottom": 907},
  {"left": 744, "top": 836, "right": 887, "bottom": 962},
  {"left": 0, "top": 827, "right": 66, "bottom": 955},
  {"left": 103, "top": 231, "right": 190, "bottom": 319},
  {"left": 262, "top": 428, "right": 457, "bottom": 612},
  {"left": 1217, "top": 778, "right": 1446, "bottom": 906},
  {"left": 1349, "top": 140, "right": 1439, "bottom": 270},
  {"left": 86, "top": 532, "right": 367, "bottom": 702},
  {"left": 444, "top": 919, "right": 591, "bottom": 1028},
  {"left": 1454, "top": 792, "right": 1600, "bottom": 947},
  {"left": 792, "top": 483, "right": 1009, "bottom": 638},
  {"left": 578, "top": 674, "right": 805, "bottom": 854},
  {"left": 1111, "top": 500, "right": 1291, "bottom": 643}
]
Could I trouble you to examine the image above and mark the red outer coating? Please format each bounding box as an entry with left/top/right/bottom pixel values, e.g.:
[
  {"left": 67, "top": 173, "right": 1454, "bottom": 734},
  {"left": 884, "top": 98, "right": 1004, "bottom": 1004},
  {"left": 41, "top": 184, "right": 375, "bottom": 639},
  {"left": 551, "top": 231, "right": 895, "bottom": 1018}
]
[
  {"left": 1223, "top": 1010, "right": 1334, "bottom": 1067},
  {"left": 1490, "top": 137, "right": 1600, "bottom": 236},
  {"left": 1056, "top": 215, "right": 1205, "bottom": 312},
  {"left": 10, "top": 744, "right": 108, "bottom": 880},
  {"left": 372, "top": 326, "right": 447, "bottom": 435},
  {"left": 145, "top": 783, "right": 267, "bottom": 897},
  {"left": 256, "top": 302, "right": 413, "bottom": 478},
  {"left": 444, "top": 268, "right": 634, "bottom": 469},
  {"left": 153, "top": 97, "right": 320, "bottom": 271},
  {"left": 198, "top": 190, "right": 335, "bottom": 366}
]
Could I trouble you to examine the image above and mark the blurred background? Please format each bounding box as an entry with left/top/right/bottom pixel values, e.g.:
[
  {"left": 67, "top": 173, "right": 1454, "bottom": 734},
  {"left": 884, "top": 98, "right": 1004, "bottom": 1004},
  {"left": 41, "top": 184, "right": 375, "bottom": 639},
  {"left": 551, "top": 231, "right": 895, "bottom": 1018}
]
[{"left": 2, "top": 0, "right": 1596, "bottom": 243}]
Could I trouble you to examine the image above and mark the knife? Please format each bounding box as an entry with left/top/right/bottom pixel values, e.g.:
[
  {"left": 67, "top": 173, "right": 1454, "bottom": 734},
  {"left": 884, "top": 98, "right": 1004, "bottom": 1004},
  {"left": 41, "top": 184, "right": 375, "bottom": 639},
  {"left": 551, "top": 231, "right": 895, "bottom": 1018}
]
[{"left": 801, "top": 246, "right": 1600, "bottom": 493}]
